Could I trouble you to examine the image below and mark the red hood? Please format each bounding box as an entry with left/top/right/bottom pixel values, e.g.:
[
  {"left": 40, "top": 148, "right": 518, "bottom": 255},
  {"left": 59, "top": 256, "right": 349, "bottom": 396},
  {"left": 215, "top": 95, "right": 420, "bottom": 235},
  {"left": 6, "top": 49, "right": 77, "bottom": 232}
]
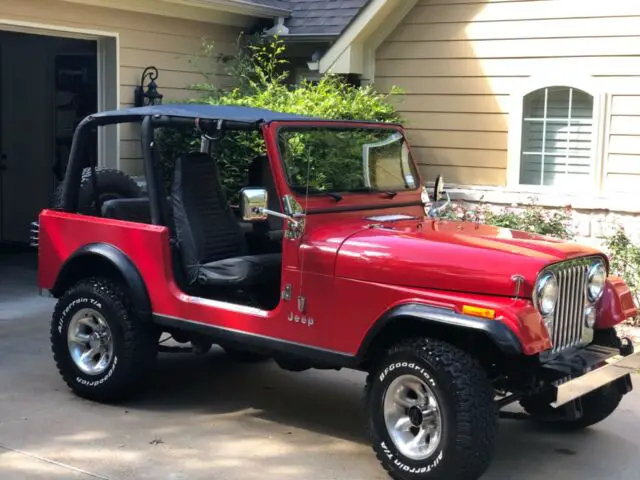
[{"left": 325, "top": 216, "right": 603, "bottom": 298}]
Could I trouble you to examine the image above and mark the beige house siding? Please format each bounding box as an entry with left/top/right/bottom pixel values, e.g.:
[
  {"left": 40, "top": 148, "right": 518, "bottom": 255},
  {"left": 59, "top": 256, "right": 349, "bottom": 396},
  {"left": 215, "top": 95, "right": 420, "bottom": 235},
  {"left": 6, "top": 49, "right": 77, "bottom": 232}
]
[
  {"left": 1, "top": 0, "right": 243, "bottom": 174},
  {"left": 375, "top": 0, "right": 640, "bottom": 194},
  {"left": 607, "top": 95, "right": 640, "bottom": 192}
]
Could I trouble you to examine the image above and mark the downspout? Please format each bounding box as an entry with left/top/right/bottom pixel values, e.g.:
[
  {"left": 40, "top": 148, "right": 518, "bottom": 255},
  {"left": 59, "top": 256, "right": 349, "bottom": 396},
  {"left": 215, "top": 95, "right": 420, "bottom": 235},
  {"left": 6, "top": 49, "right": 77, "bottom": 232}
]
[{"left": 264, "top": 16, "right": 290, "bottom": 36}]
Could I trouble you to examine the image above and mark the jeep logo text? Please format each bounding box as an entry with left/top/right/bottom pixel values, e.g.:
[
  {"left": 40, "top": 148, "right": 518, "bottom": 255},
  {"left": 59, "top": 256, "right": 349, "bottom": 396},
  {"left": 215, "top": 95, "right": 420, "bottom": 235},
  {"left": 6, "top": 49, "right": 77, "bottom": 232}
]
[{"left": 288, "top": 312, "right": 315, "bottom": 327}]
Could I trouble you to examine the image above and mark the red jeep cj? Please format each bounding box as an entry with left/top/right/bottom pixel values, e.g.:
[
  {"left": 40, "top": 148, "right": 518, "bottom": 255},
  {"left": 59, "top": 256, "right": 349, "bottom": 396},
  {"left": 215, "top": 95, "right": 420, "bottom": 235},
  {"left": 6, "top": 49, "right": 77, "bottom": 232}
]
[{"left": 33, "top": 104, "right": 640, "bottom": 479}]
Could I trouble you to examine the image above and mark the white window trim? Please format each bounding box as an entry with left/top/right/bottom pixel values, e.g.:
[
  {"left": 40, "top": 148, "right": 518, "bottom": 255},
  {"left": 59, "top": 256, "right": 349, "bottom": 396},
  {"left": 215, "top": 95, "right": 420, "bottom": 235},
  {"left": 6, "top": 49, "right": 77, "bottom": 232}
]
[
  {"left": 600, "top": 93, "right": 615, "bottom": 196},
  {"left": 506, "top": 75, "right": 607, "bottom": 196}
]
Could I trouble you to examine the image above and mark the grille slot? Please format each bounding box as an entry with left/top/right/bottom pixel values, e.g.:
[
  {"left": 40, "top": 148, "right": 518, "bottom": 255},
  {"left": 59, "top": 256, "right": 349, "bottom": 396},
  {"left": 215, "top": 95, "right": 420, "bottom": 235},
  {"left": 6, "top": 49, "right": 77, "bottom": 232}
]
[{"left": 549, "top": 259, "right": 590, "bottom": 353}]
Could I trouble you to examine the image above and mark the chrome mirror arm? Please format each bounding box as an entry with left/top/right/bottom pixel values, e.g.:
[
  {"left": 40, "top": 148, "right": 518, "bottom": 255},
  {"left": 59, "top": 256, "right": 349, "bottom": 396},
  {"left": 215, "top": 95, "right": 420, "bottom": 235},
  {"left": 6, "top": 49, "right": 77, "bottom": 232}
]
[
  {"left": 427, "top": 191, "right": 452, "bottom": 218},
  {"left": 259, "top": 208, "right": 303, "bottom": 227},
  {"left": 441, "top": 190, "right": 451, "bottom": 210}
]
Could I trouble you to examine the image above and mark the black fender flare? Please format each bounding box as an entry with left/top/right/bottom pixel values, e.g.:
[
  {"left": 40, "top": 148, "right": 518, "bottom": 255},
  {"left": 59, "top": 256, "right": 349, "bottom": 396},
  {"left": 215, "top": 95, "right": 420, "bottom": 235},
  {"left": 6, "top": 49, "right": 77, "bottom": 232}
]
[
  {"left": 52, "top": 243, "right": 152, "bottom": 317},
  {"left": 356, "top": 303, "right": 523, "bottom": 360}
]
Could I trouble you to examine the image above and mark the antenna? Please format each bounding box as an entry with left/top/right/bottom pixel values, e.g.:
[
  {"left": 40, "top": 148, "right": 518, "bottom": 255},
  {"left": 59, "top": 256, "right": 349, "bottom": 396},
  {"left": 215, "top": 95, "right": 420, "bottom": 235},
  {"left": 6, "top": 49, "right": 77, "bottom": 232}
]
[{"left": 296, "top": 152, "right": 313, "bottom": 313}]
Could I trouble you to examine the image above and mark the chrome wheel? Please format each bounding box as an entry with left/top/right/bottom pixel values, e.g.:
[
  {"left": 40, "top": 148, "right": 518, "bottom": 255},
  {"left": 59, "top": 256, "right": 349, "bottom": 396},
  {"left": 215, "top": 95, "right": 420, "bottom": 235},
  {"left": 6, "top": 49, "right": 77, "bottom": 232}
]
[
  {"left": 383, "top": 374, "right": 443, "bottom": 461},
  {"left": 67, "top": 308, "right": 114, "bottom": 376}
]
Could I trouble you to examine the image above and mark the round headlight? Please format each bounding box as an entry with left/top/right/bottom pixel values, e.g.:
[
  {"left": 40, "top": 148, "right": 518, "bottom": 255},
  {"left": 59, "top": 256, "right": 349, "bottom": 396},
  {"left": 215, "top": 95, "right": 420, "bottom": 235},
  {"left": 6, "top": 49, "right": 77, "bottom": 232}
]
[
  {"left": 587, "top": 261, "right": 606, "bottom": 302},
  {"left": 535, "top": 272, "right": 558, "bottom": 316}
]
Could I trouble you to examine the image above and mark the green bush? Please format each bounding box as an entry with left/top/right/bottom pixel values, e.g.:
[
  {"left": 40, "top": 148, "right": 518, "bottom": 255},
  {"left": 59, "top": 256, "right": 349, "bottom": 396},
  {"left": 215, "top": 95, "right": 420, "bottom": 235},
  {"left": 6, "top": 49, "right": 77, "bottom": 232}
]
[
  {"left": 603, "top": 226, "right": 640, "bottom": 323},
  {"left": 481, "top": 201, "right": 575, "bottom": 240},
  {"left": 442, "top": 197, "right": 576, "bottom": 240},
  {"left": 154, "top": 34, "right": 403, "bottom": 200}
]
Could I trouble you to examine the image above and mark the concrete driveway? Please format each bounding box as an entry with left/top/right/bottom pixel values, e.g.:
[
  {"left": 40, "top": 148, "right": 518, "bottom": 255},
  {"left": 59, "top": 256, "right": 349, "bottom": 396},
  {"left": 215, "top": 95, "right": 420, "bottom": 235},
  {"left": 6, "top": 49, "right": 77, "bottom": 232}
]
[{"left": 1, "top": 252, "right": 640, "bottom": 479}]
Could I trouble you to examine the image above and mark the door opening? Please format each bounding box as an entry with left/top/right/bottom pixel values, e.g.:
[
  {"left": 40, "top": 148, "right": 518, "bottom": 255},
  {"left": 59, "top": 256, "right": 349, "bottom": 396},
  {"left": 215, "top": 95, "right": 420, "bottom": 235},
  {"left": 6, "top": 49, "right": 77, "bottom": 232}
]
[{"left": 0, "top": 30, "right": 98, "bottom": 251}]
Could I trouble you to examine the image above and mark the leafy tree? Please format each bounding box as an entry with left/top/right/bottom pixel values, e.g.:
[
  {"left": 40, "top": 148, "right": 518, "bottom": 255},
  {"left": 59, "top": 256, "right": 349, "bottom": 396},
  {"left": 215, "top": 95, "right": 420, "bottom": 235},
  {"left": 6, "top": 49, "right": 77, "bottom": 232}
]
[{"left": 155, "top": 34, "right": 404, "bottom": 200}]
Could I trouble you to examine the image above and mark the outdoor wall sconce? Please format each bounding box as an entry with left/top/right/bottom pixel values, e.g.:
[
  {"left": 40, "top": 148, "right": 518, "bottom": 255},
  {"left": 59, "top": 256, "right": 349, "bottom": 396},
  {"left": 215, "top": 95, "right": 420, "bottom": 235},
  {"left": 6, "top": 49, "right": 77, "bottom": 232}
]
[{"left": 134, "top": 66, "right": 163, "bottom": 107}]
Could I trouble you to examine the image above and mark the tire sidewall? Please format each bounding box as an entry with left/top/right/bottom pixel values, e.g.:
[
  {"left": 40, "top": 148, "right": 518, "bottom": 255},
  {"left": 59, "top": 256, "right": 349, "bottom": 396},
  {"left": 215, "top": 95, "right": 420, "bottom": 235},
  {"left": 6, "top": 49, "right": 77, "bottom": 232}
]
[
  {"left": 52, "top": 288, "right": 125, "bottom": 393},
  {"left": 369, "top": 353, "right": 455, "bottom": 479}
]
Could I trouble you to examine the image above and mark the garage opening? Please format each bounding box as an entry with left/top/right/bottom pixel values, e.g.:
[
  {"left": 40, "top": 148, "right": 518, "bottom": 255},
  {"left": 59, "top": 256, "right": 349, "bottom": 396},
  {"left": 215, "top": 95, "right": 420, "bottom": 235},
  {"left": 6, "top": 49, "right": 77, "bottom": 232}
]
[{"left": 0, "top": 30, "right": 98, "bottom": 252}]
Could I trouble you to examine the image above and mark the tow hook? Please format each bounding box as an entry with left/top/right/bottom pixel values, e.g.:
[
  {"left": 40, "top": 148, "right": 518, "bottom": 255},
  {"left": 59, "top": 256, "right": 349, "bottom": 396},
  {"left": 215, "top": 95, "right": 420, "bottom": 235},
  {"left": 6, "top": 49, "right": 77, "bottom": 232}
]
[{"left": 621, "top": 337, "right": 635, "bottom": 356}]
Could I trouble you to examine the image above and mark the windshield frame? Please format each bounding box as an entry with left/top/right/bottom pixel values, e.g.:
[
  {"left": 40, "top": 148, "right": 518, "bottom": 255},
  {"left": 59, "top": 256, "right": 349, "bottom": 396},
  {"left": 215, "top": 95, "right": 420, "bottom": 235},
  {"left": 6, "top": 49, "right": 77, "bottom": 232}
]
[{"left": 273, "top": 122, "right": 422, "bottom": 198}]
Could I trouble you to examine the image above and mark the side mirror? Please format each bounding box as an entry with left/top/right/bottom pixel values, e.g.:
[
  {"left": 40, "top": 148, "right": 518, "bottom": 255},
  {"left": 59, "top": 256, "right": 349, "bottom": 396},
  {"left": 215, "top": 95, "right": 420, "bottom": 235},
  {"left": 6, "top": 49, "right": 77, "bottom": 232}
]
[
  {"left": 239, "top": 187, "right": 268, "bottom": 222},
  {"left": 427, "top": 175, "right": 452, "bottom": 218},
  {"left": 434, "top": 174, "right": 445, "bottom": 202}
]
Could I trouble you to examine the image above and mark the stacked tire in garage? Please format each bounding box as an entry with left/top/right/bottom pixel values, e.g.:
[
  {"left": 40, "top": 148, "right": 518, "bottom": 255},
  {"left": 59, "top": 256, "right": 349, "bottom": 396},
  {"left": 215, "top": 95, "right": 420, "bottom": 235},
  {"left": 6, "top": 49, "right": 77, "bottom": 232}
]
[{"left": 51, "top": 167, "right": 143, "bottom": 213}]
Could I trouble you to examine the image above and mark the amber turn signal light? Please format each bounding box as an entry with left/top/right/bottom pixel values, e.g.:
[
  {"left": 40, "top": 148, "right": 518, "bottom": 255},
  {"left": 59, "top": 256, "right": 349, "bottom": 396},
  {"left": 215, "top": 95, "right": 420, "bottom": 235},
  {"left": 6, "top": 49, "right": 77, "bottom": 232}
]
[{"left": 462, "top": 305, "right": 496, "bottom": 320}]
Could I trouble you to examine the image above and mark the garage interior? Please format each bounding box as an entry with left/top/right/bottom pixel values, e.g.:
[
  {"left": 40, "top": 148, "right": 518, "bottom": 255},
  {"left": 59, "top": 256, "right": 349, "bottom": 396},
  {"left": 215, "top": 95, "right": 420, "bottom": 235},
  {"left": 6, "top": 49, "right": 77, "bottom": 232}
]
[{"left": 0, "top": 29, "right": 97, "bottom": 253}]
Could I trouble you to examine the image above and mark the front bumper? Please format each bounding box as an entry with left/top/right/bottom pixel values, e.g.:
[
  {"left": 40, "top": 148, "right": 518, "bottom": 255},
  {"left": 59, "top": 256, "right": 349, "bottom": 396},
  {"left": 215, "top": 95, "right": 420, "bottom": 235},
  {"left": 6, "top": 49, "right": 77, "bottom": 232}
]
[{"left": 552, "top": 340, "right": 640, "bottom": 408}]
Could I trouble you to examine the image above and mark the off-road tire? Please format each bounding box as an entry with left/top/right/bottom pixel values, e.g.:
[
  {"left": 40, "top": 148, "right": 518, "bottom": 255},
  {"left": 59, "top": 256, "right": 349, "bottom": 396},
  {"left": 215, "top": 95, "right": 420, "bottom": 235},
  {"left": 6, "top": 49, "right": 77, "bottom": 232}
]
[
  {"left": 51, "top": 277, "right": 159, "bottom": 403},
  {"left": 52, "top": 168, "right": 142, "bottom": 213},
  {"left": 366, "top": 338, "right": 497, "bottom": 480},
  {"left": 223, "top": 346, "right": 270, "bottom": 363}
]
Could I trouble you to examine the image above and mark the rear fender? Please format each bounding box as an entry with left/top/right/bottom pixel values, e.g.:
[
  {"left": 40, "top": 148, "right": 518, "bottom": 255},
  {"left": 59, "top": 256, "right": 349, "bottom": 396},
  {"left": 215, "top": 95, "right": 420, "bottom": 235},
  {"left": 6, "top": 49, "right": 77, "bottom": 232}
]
[{"left": 51, "top": 243, "right": 152, "bottom": 318}]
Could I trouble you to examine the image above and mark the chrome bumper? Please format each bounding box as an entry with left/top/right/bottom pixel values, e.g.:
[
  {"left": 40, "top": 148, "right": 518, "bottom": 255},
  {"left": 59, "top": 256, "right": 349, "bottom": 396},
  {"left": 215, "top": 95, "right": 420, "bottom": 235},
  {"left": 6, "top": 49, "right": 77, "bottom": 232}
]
[{"left": 552, "top": 341, "right": 640, "bottom": 408}]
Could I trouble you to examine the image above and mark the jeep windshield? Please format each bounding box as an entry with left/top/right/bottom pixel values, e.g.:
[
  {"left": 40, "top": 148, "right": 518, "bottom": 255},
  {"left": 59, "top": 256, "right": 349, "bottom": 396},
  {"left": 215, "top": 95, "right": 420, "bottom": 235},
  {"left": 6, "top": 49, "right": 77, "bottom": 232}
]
[{"left": 278, "top": 126, "right": 419, "bottom": 195}]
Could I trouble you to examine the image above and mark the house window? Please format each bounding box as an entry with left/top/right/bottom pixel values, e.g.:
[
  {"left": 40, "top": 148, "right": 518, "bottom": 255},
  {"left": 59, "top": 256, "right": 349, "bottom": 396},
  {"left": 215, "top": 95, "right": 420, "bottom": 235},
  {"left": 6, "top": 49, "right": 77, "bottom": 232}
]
[{"left": 519, "top": 86, "right": 594, "bottom": 187}]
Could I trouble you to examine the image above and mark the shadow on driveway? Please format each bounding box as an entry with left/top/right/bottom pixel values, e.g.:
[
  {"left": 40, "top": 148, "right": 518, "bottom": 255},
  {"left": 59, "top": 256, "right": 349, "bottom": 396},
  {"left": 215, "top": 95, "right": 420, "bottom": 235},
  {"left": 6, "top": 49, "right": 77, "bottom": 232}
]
[{"left": 131, "top": 350, "right": 371, "bottom": 444}]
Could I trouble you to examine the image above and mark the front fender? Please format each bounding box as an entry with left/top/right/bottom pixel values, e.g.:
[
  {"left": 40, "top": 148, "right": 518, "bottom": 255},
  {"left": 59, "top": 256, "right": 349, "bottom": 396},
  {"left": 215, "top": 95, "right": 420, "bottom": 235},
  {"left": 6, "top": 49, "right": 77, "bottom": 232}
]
[
  {"left": 51, "top": 243, "right": 152, "bottom": 317},
  {"left": 596, "top": 276, "right": 638, "bottom": 329},
  {"left": 357, "top": 303, "right": 523, "bottom": 360}
]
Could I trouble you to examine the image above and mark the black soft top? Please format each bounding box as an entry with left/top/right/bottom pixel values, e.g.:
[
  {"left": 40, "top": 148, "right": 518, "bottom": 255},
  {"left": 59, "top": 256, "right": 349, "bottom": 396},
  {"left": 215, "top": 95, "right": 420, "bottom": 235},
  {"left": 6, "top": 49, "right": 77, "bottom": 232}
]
[
  {"left": 84, "top": 103, "right": 395, "bottom": 127},
  {"left": 89, "top": 103, "right": 315, "bottom": 124}
]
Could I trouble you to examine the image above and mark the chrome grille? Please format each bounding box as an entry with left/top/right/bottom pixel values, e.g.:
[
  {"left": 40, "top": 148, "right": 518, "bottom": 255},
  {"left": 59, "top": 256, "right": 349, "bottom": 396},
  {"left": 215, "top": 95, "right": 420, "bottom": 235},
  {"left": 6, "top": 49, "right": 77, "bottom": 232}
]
[{"left": 546, "top": 257, "right": 597, "bottom": 353}]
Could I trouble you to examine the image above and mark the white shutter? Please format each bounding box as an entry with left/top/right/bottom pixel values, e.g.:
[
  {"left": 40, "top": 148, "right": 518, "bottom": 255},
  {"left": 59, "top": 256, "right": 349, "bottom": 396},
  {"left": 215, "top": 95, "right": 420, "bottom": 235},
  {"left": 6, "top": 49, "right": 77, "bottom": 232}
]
[{"left": 519, "top": 87, "right": 594, "bottom": 187}]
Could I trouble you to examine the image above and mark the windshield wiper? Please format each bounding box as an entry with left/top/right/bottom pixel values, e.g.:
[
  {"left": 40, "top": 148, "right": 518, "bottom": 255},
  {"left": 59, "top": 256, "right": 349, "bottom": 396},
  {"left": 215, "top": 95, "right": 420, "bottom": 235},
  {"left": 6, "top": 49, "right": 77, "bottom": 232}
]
[
  {"left": 323, "top": 192, "right": 343, "bottom": 202},
  {"left": 348, "top": 188, "right": 398, "bottom": 198},
  {"left": 292, "top": 188, "right": 343, "bottom": 202}
]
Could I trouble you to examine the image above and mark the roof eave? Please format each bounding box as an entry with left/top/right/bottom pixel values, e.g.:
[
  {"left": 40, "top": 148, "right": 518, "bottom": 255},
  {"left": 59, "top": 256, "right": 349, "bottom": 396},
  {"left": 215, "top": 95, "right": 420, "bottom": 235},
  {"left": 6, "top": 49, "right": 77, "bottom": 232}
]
[
  {"left": 59, "top": 0, "right": 289, "bottom": 26},
  {"left": 316, "top": 0, "right": 418, "bottom": 80},
  {"left": 167, "top": 0, "right": 290, "bottom": 17},
  {"left": 279, "top": 32, "right": 339, "bottom": 43}
]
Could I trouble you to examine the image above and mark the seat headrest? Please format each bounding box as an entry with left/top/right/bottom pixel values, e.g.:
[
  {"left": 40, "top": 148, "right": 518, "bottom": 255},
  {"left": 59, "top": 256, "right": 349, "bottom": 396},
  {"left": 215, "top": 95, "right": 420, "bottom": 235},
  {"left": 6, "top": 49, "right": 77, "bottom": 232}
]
[
  {"left": 174, "top": 151, "right": 220, "bottom": 182},
  {"left": 248, "top": 155, "right": 269, "bottom": 184},
  {"left": 171, "top": 150, "right": 247, "bottom": 282}
]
